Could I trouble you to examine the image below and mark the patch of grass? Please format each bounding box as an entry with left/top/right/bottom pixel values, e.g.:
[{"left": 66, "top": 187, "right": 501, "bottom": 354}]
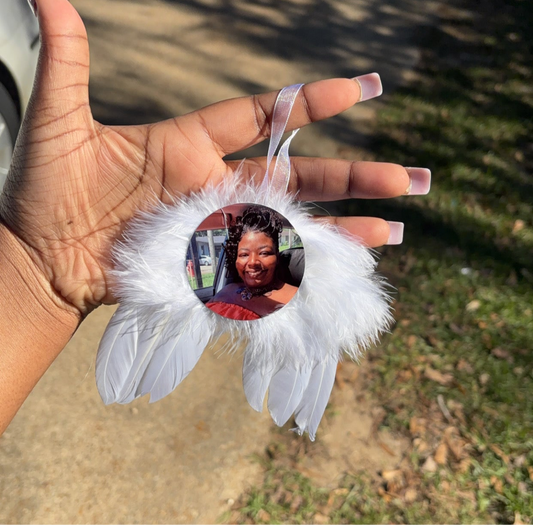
[
  {"left": 223, "top": 450, "right": 330, "bottom": 524},
  {"left": 232, "top": 0, "right": 533, "bottom": 522},
  {"left": 350, "top": 0, "right": 532, "bottom": 519},
  {"left": 358, "top": 0, "right": 533, "bottom": 520},
  {"left": 188, "top": 272, "right": 215, "bottom": 290}
]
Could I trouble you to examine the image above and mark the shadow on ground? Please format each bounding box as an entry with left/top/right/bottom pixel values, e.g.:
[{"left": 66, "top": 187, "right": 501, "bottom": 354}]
[{"left": 327, "top": 0, "right": 533, "bottom": 275}]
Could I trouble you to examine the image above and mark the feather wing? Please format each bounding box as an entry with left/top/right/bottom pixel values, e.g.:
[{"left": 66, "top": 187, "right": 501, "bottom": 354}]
[
  {"left": 137, "top": 320, "right": 211, "bottom": 403},
  {"left": 293, "top": 359, "right": 337, "bottom": 441},
  {"left": 268, "top": 366, "right": 312, "bottom": 427},
  {"left": 96, "top": 306, "right": 140, "bottom": 405},
  {"left": 113, "top": 314, "right": 175, "bottom": 404},
  {"left": 242, "top": 354, "right": 274, "bottom": 412}
]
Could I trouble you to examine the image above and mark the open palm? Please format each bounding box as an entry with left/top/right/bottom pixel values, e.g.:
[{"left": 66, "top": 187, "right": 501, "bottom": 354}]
[{"left": 1, "top": 0, "right": 411, "bottom": 315}]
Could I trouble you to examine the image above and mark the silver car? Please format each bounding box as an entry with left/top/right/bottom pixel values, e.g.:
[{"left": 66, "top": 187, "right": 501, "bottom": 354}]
[{"left": 0, "top": 0, "right": 40, "bottom": 189}]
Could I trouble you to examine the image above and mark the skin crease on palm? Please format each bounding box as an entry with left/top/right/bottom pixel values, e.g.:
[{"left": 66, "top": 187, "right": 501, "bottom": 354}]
[{"left": 0, "top": 0, "right": 422, "bottom": 319}]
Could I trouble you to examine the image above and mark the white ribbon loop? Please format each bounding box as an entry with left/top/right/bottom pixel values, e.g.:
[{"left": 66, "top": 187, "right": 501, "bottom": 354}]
[{"left": 259, "top": 83, "right": 304, "bottom": 195}]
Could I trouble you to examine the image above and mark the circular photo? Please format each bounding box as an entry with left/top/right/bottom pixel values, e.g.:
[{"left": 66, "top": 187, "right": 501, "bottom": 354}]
[{"left": 187, "top": 204, "right": 305, "bottom": 320}]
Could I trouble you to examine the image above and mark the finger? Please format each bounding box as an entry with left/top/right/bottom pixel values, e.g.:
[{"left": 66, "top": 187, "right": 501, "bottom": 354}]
[
  {"left": 312, "top": 217, "right": 403, "bottom": 248},
  {"left": 30, "top": 0, "right": 91, "bottom": 124},
  {"left": 226, "top": 158, "right": 431, "bottom": 200},
  {"left": 185, "top": 75, "right": 382, "bottom": 156}
]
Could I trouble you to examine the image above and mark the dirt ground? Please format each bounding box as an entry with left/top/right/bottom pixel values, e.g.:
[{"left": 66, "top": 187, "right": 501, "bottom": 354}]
[{"left": 1, "top": 0, "right": 442, "bottom": 522}]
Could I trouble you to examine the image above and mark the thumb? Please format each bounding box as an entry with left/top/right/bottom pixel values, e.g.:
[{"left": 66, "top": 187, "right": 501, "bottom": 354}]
[{"left": 30, "top": 0, "right": 91, "bottom": 123}]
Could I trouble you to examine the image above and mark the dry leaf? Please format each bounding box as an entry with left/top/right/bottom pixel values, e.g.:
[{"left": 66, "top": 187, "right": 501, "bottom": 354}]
[
  {"left": 398, "top": 369, "right": 413, "bottom": 381},
  {"left": 512, "top": 219, "right": 525, "bottom": 233},
  {"left": 404, "top": 487, "right": 418, "bottom": 503},
  {"left": 382, "top": 469, "right": 403, "bottom": 482},
  {"left": 518, "top": 481, "right": 528, "bottom": 494},
  {"left": 424, "top": 366, "right": 454, "bottom": 385},
  {"left": 378, "top": 440, "right": 396, "bottom": 457},
  {"left": 478, "top": 478, "right": 489, "bottom": 491},
  {"left": 479, "top": 373, "right": 491, "bottom": 386},
  {"left": 489, "top": 444, "right": 510, "bottom": 465},
  {"left": 491, "top": 475, "right": 503, "bottom": 494},
  {"left": 409, "top": 417, "right": 427, "bottom": 436},
  {"left": 407, "top": 335, "right": 418, "bottom": 348},
  {"left": 466, "top": 300, "right": 481, "bottom": 312},
  {"left": 514, "top": 512, "right": 526, "bottom": 525},
  {"left": 456, "top": 359, "right": 474, "bottom": 373},
  {"left": 447, "top": 399, "right": 464, "bottom": 413},
  {"left": 377, "top": 486, "right": 392, "bottom": 502},
  {"left": 269, "top": 487, "right": 284, "bottom": 505},
  {"left": 289, "top": 495, "right": 304, "bottom": 513},
  {"left": 428, "top": 354, "right": 443, "bottom": 364},
  {"left": 514, "top": 455, "right": 526, "bottom": 468},
  {"left": 435, "top": 442, "right": 449, "bottom": 465},
  {"left": 427, "top": 335, "right": 441, "bottom": 347},
  {"left": 458, "top": 490, "right": 476, "bottom": 504},
  {"left": 450, "top": 323, "right": 464, "bottom": 334},
  {"left": 458, "top": 458, "right": 472, "bottom": 473},
  {"left": 491, "top": 347, "right": 514, "bottom": 363},
  {"left": 444, "top": 427, "right": 465, "bottom": 460},
  {"left": 326, "top": 488, "right": 348, "bottom": 508},
  {"left": 381, "top": 470, "right": 405, "bottom": 494},
  {"left": 413, "top": 438, "right": 430, "bottom": 453},
  {"left": 422, "top": 456, "right": 438, "bottom": 473},
  {"left": 331, "top": 488, "right": 349, "bottom": 497},
  {"left": 482, "top": 405, "right": 500, "bottom": 418},
  {"left": 256, "top": 509, "right": 271, "bottom": 522},
  {"left": 313, "top": 513, "right": 329, "bottom": 524}
]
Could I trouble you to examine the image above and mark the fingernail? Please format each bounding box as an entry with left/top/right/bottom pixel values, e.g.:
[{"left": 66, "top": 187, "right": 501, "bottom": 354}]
[
  {"left": 386, "top": 222, "right": 404, "bottom": 245},
  {"left": 352, "top": 73, "right": 383, "bottom": 102},
  {"left": 27, "top": 0, "right": 37, "bottom": 16},
  {"left": 405, "top": 167, "right": 431, "bottom": 195}
]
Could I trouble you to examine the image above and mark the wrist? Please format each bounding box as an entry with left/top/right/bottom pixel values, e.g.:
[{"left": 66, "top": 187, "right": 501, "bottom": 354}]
[
  {"left": 0, "top": 222, "right": 80, "bottom": 434},
  {"left": 0, "top": 222, "right": 82, "bottom": 321}
]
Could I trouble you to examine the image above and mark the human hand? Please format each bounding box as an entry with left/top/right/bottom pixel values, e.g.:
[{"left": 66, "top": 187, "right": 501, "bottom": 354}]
[{"left": 1, "top": 0, "right": 429, "bottom": 317}]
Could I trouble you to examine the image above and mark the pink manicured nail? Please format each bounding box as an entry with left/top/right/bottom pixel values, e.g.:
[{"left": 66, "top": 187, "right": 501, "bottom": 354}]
[
  {"left": 27, "top": 0, "right": 37, "bottom": 16},
  {"left": 352, "top": 73, "right": 383, "bottom": 102},
  {"left": 406, "top": 167, "right": 431, "bottom": 195},
  {"left": 386, "top": 222, "right": 404, "bottom": 245}
]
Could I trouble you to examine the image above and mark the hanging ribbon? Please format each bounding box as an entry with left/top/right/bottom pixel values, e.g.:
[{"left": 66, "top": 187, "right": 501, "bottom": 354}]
[{"left": 259, "top": 83, "right": 304, "bottom": 195}]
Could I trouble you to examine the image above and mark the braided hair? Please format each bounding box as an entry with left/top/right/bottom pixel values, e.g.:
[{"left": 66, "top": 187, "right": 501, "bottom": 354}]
[{"left": 224, "top": 205, "right": 284, "bottom": 280}]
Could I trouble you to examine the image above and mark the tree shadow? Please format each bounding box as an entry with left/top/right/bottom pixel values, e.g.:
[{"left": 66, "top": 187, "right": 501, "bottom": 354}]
[
  {"left": 82, "top": 0, "right": 532, "bottom": 273},
  {"left": 83, "top": 0, "right": 438, "bottom": 126},
  {"left": 330, "top": 0, "right": 533, "bottom": 273}
]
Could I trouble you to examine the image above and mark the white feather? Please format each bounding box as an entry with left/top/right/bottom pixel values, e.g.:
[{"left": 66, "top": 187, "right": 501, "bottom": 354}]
[
  {"left": 293, "top": 358, "right": 338, "bottom": 441},
  {"left": 242, "top": 354, "right": 274, "bottom": 412},
  {"left": 137, "top": 320, "right": 211, "bottom": 403},
  {"left": 96, "top": 306, "right": 139, "bottom": 405},
  {"left": 268, "top": 365, "right": 312, "bottom": 427},
  {"left": 115, "top": 316, "right": 169, "bottom": 404}
]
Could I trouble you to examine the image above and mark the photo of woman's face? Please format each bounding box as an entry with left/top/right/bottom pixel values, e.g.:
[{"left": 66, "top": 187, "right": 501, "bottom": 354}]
[
  {"left": 188, "top": 203, "right": 305, "bottom": 320},
  {"left": 236, "top": 231, "right": 278, "bottom": 289}
]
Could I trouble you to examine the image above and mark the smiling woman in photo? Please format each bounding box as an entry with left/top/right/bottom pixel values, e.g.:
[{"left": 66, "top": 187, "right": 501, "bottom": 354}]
[{"left": 206, "top": 206, "right": 298, "bottom": 320}]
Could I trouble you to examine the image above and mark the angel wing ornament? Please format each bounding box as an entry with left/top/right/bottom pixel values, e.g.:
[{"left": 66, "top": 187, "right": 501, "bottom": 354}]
[{"left": 96, "top": 84, "right": 393, "bottom": 440}]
